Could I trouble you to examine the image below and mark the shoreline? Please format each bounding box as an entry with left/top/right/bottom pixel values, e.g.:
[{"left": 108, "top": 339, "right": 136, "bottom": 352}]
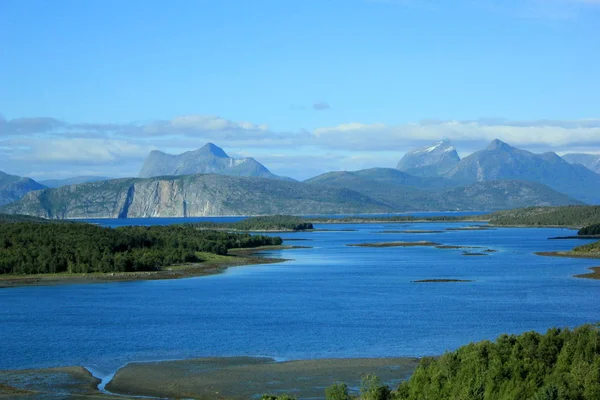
[
  {"left": 0, "top": 245, "right": 306, "bottom": 289},
  {"left": 535, "top": 251, "right": 600, "bottom": 280},
  {"left": 1, "top": 357, "right": 420, "bottom": 399}
]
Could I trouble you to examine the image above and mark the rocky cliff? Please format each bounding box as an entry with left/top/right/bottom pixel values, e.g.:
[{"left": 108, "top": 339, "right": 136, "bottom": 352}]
[{"left": 2, "top": 174, "right": 390, "bottom": 219}]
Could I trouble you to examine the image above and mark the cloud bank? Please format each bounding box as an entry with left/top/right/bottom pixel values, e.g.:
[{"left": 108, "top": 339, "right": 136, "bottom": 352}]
[{"left": 2, "top": 114, "right": 600, "bottom": 180}]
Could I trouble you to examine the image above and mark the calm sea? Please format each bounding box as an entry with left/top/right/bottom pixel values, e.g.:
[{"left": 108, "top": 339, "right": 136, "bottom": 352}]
[{"left": 1, "top": 215, "right": 599, "bottom": 378}]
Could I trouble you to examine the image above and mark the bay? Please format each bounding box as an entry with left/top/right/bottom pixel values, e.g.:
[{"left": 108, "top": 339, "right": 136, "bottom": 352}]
[{"left": 1, "top": 217, "right": 599, "bottom": 379}]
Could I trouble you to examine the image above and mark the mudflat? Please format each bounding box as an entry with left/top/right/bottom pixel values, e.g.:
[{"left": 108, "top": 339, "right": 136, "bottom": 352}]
[
  {"left": 0, "top": 366, "right": 121, "bottom": 399},
  {"left": 106, "top": 357, "right": 420, "bottom": 399}
]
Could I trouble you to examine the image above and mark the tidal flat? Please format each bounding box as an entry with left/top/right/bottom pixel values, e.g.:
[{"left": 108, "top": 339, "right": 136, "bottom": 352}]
[
  {"left": 106, "top": 357, "right": 419, "bottom": 399},
  {"left": 0, "top": 358, "right": 419, "bottom": 399}
]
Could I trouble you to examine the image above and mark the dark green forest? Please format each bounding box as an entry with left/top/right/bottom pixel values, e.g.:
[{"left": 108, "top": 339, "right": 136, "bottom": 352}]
[
  {"left": 0, "top": 222, "right": 282, "bottom": 275},
  {"left": 191, "top": 215, "right": 313, "bottom": 231},
  {"left": 578, "top": 223, "right": 600, "bottom": 236},
  {"left": 266, "top": 324, "right": 600, "bottom": 400}
]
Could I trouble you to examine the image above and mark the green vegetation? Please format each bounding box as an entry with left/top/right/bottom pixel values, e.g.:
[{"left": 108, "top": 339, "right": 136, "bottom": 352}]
[
  {"left": 578, "top": 223, "right": 600, "bottom": 236},
  {"left": 0, "top": 213, "right": 61, "bottom": 224},
  {"left": 395, "top": 324, "right": 600, "bottom": 400},
  {"left": 0, "top": 222, "right": 282, "bottom": 275},
  {"left": 191, "top": 215, "right": 313, "bottom": 231},
  {"left": 263, "top": 324, "right": 600, "bottom": 400},
  {"left": 572, "top": 240, "right": 600, "bottom": 254},
  {"left": 488, "top": 206, "right": 600, "bottom": 227}
]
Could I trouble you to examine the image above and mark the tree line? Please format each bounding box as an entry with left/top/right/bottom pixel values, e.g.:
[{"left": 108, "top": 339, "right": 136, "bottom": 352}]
[
  {"left": 488, "top": 206, "right": 600, "bottom": 227},
  {"left": 0, "top": 222, "right": 282, "bottom": 275},
  {"left": 191, "top": 215, "right": 313, "bottom": 231}
]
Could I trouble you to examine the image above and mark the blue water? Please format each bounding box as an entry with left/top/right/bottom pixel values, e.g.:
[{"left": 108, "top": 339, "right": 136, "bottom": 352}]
[{"left": 1, "top": 219, "right": 599, "bottom": 378}]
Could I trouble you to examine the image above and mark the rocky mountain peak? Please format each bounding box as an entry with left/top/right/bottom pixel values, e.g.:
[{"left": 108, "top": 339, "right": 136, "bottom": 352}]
[
  {"left": 396, "top": 140, "right": 461, "bottom": 176},
  {"left": 196, "top": 143, "right": 229, "bottom": 158},
  {"left": 486, "top": 139, "right": 513, "bottom": 151}
]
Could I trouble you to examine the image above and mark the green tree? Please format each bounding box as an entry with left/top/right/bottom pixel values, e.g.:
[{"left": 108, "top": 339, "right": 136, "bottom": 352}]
[{"left": 325, "top": 382, "right": 352, "bottom": 400}]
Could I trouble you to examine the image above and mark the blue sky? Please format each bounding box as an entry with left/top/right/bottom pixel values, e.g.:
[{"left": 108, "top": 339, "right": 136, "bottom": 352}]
[{"left": 1, "top": 0, "right": 600, "bottom": 180}]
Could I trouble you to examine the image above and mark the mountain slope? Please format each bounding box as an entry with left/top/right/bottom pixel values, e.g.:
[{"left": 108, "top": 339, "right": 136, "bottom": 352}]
[
  {"left": 1, "top": 174, "right": 392, "bottom": 219},
  {"left": 397, "top": 140, "right": 461, "bottom": 176},
  {"left": 138, "top": 143, "right": 288, "bottom": 180},
  {"left": 562, "top": 153, "right": 600, "bottom": 174},
  {"left": 439, "top": 180, "right": 582, "bottom": 210},
  {"left": 444, "top": 139, "right": 600, "bottom": 204},
  {"left": 41, "top": 176, "right": 112, "bottom": 188},
  {"left": 0, "top": 171, "right": 46, "bottom": 206},
  {"left": 305, "top": 168, "right": 581, "bottom": 211}
]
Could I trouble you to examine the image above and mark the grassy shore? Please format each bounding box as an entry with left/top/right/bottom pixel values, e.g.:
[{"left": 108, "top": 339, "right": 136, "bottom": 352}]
[{"left": 0, "top": 245, "right": 307, "bottom": 289}]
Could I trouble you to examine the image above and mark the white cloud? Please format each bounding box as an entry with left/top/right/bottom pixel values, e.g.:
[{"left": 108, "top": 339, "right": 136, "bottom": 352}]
[
  {"left": 143, "top": 115, "right": 270, "bottom": 136},
  {"left": 3, "top": 113, "right": 600, "bottom": 181},
  {"left": 7, "top": 138, "right": 152, "bottom": 164},
  {"left": 312, "top": 120, "right": 600, "bottom": 152}
]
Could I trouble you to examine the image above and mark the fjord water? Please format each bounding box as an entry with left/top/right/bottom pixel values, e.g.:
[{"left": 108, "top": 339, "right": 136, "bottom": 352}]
[{"left": 1, "top": 219, "right": 600, "bottom": 378}]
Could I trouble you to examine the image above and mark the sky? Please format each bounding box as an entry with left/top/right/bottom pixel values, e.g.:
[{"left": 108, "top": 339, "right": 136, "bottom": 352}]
[{"left": 1, "top": 0, "right": 600, "bottom": 180}]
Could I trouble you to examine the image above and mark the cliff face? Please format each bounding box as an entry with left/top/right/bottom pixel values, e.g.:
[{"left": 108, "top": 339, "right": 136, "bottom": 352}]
[{"left": 2, "top": 174, "right": 390, "bottom": 219}]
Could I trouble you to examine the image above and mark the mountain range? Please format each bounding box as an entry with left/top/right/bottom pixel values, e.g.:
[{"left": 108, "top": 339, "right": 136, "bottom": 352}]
[
  {"left": 1, "top": 139, "right": 599, "bottom": 218},
  {"left": 138, "top": 143, "right": 290, "bottom": 180},
  {"left": 441, "top": 139, "right": 600, "bottom": 204}
]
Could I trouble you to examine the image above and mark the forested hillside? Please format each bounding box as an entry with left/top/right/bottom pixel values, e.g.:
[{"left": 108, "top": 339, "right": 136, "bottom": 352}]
[
  {"left": 488, "top": 206, "right": 600, "bottom": 227},
  {"left": 0, "top": 223, "right": 281, "bottom": 275}
]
